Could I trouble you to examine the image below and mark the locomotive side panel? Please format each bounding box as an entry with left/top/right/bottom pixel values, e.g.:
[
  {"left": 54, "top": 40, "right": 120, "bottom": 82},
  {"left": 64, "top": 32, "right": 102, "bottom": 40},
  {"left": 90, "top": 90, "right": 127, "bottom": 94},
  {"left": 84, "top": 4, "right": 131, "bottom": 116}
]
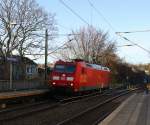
[
  {"left": 101, "top": 70, "right": 110, "bottom": 88},
  {"left": 73, "top": 62, "right": 83, "bottom": 92},
  {"left": 77, "top": 65, "right": 108, "bottom": 91}
]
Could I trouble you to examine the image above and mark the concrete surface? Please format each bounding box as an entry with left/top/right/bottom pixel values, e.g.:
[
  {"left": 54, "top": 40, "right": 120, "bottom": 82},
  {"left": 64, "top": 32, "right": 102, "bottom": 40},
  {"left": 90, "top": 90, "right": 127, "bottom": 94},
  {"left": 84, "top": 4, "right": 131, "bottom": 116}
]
[{"left": 99, "top": 92, "right": 150, "bottom": 125}]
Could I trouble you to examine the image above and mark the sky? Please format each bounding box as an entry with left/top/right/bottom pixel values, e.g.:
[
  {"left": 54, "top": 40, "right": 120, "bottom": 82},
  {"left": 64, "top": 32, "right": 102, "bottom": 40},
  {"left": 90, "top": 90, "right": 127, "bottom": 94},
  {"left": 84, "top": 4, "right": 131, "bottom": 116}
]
[{"left": 36, "top": 0, "right": 150, "bottom": 64}]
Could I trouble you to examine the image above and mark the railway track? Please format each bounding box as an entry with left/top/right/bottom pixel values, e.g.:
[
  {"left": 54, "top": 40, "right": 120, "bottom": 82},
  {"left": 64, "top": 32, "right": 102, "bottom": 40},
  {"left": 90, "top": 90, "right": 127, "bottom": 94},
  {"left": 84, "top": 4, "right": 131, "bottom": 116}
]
[
  {"left": 0, "top": 90, "right": 108, "bottom": 122},
  {"left": 56, "top": 91, "right": 130, "bottom": 125},
  {"left": 0, "top": 89, "right": 136, "bottom": 125},
  {"left": 0, "top": 100, "right": 59, "bottom": 121}
]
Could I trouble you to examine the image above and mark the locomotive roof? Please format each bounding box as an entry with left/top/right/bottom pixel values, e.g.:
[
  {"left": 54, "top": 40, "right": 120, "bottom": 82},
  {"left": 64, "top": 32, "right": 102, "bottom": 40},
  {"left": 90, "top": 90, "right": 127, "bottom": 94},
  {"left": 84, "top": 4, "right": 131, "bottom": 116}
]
[
  {"left": 55, "top": 60, "right": 110, "bottom": 71},
  {"left": 56, "top": 60, "right": 76, "bottom": 64},
  {"left": 86, "top": 63, "right": 110, "bottom": 71}
]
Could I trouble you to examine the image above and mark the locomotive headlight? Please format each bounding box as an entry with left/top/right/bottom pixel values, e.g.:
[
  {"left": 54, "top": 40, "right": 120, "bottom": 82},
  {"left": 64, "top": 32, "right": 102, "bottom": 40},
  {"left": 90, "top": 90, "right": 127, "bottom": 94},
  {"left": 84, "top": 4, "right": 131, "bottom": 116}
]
[
  {"left": 52, "top": 82, "right": 56, "bottom": 85},
  {"left": 70, "top": 83, "right": 74, "bottom": 86},
  {"left": 67, "top": 77, "right": 74, "bottom": 81},
  {"left": 52, "top": 76, "right": 59, "bottom": 80}
]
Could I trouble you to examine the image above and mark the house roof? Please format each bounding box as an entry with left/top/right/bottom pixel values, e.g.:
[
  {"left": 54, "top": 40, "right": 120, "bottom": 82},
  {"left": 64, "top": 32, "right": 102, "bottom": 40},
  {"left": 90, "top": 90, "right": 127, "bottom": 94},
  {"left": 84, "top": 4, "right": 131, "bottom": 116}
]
[
  {"left": 14, "top": 55, "right": 37, "bottom": 65},
  {"left": 0, "top": 55, "right": 37, "bottom": 65}
]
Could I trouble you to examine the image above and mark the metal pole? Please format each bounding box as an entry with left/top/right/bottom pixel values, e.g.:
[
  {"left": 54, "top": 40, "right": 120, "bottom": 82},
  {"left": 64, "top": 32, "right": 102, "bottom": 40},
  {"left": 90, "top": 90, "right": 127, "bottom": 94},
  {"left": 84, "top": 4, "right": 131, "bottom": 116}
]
[
  {"left": 10, "top": 59, "right": 12, "bottom": 90},
  {"left": 10, "top": 26, "right": 13, "bottom": 90},
  {"left": 9, "top": 22, "right": 17, "bottom": 90},
  {"left": 45, "top": 29, "right": 48, "bottom": 81}
]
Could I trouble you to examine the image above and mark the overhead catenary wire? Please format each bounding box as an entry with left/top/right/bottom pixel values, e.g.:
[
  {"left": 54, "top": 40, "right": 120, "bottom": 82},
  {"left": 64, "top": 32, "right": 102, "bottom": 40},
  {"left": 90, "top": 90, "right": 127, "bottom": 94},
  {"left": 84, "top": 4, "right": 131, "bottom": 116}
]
[
  {"left": 59, "top": 0, "right": 150, "bottom": 60},
  {"left": 87, "top": 0, "right": 116, "bottom": 32},
  {"left": 116, "top": 29, "right": 150, "bottom": 34},
  {"left": 31, "top": 33, "right": 80, "bottom": 37},
  {"left": 48, "top": 38, "right": 73, "bottom": 55},
  {"left": 49, "top": 54, "right": 60, "bottom": 60},
  {"left": 59, "top": 0, "right": 90, "bottom": 26},
  {"left": 58, "top": 0, "right": 145, "bottom": 63},
  {"left": 87, "top": 0, "right": 150, "bottom": 55},
  {"left": 116, "top": 33, "right": 150, "bottom": 54},
  {"left": 25, "top": 39, "right": 74, "bottom": 56}
]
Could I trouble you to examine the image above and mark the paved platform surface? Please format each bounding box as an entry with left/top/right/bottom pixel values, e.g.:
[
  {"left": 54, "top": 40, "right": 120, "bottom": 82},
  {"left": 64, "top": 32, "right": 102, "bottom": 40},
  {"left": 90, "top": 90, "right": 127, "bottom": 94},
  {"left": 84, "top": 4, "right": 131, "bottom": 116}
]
[
  {"left": 0, "top": 89, "right": 49, "bottom": 100},
  {"left": 99, "top": 92, "right": 150, "bottom": 125}
]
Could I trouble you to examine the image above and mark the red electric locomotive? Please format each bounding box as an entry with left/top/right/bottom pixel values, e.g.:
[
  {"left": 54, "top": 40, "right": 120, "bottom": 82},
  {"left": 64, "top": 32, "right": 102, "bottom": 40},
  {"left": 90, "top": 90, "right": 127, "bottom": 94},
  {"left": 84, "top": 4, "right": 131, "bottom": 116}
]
[{"left": 50, "top": 59, "right": 111, "bottom": 93}]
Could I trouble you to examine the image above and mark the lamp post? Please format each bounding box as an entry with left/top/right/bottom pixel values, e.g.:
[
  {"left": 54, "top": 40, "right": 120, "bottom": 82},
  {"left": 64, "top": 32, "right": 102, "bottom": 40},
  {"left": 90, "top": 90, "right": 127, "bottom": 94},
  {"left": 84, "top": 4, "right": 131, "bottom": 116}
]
[
  {"left": 9, "top": 22, "right": 17, "bottom": 90},
  {"left": 10, "top": 58, "right": 12, "bottom": 90},
  {"left": 45, "top": 29, "right": 48, "bottom": 82}
]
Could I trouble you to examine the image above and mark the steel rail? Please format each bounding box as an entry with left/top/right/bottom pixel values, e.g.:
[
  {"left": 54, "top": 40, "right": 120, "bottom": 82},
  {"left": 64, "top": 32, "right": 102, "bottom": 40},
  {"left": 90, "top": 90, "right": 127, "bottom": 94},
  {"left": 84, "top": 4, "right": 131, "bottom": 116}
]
[
  {"left": 0, "top": 91, "right": 106, "bottom": 121},
  {"left": 56, "top": 90, "right": 131, "bottom": 125},
  {"left": 0, "top": 89, "right": 132, "bottom": 123}
]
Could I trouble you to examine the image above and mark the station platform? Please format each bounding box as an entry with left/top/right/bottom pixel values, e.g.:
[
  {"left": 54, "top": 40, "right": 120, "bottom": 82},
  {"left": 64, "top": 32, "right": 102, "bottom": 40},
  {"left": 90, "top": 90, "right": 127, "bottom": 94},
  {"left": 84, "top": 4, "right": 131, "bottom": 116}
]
[
  {"left": 0, "top": 89, "right": 50, "bottom": 100},
  {"left": 99, "top": 92, "right": 150, "bottom": 125}
]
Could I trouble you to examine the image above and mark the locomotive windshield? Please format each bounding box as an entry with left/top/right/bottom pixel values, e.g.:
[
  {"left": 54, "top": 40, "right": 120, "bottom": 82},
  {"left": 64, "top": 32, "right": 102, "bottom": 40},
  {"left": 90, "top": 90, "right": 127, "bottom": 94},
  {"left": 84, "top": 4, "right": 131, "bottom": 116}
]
[
  {"left": 55, "top": 65, "right": 65, "bottom": 72},
  {"left": 54, "top": 64, "right": 76, "bottom": 73}
]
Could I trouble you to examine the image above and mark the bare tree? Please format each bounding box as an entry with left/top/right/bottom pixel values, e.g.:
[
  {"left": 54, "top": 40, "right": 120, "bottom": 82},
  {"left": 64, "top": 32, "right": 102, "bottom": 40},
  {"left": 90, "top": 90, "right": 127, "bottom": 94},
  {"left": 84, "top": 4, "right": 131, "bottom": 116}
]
[
  {"left": 0, "top": 0, "right": 57, "bottom": 58},
  {"left": 58, "top": 26, "right": 116, "bottom": 65}
]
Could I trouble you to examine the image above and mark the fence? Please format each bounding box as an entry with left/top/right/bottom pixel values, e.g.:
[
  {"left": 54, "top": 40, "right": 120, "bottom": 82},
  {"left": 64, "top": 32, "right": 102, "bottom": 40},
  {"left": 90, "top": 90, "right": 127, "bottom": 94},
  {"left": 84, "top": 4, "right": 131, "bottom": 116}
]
[{"left": 0, "top": 80, "right": 49, "bottom": 92}]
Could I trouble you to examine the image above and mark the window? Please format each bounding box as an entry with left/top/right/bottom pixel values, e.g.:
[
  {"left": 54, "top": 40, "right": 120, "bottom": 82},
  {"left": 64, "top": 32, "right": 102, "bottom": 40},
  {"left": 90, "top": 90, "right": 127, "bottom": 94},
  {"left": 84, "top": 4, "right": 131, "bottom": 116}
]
[
  {"left": 26, "top": 67, "right": 30, "bottom": 73},
  {"left": 26, "top": 65, "right": 37, "bottom": 74},
  {"left": 54, "top": 64, "right": 76, "bottom": 73},
  {"left": 54, "top": 65, "right": 65, "bottom": 72},
  {"left": 66, "top": 65, "right": 76, "bottom": 73},
  {"left": 86, "top": 64, "right": 92, "bottom": 67}
]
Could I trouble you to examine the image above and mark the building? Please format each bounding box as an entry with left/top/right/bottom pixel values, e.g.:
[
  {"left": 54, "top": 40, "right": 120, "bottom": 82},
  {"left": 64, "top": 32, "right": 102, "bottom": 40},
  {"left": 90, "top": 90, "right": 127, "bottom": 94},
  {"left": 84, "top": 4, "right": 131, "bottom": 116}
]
[{"left": 0, "top": 56, "right": 38, "bottom": 80}]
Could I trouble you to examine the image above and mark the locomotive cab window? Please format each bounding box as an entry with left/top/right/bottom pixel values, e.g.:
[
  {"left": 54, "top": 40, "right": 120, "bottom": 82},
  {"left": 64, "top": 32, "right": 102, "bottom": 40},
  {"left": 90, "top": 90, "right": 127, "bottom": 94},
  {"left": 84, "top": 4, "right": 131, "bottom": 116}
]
[
  {"left": 54, "top": 65, "right": 65, "bottom": 72},
  {"left": 66, "top": 65, "right": 76, "bottom": 73},
  {"left": 54, "top": 64, "right": 76, "bottom": 73}
]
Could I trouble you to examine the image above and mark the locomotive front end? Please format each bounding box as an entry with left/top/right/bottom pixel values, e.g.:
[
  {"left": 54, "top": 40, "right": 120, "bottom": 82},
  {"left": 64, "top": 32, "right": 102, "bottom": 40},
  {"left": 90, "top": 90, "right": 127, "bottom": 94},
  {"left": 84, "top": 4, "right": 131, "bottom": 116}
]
[{"left": 50, "top": 61, "right": 76, "bottom": 92}]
